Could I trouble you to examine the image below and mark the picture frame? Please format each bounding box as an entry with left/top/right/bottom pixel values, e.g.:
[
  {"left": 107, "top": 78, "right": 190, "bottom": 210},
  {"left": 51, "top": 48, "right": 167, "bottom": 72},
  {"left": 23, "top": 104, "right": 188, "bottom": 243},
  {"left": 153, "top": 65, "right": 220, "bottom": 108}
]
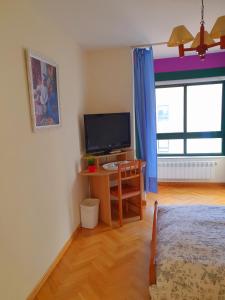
[{"left": 26, "top": 49, "right": 61, "bottom": 131}]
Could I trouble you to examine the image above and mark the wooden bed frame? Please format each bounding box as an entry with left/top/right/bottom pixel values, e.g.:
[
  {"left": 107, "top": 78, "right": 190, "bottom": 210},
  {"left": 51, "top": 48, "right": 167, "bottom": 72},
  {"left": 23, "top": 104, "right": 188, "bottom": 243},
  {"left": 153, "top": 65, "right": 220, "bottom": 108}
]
[{"left": 149, "top": 201, "right": 158, "bottom": 285}]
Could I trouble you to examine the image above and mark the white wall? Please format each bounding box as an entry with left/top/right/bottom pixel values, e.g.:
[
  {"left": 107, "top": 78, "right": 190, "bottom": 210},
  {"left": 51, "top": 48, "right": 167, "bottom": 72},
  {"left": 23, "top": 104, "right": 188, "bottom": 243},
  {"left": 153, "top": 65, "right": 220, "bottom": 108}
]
[
  {"left": 0, "top": 1, "right": 87, "bottom": 299},
  {"left": 84, "top": 48, "right": 133, "bottom": 113},
  {"left": 84, "top": 47, "right": 225, "bottom": 182},
  {"left": 84, "top": 47, "right": 134, "bottom": 145}
]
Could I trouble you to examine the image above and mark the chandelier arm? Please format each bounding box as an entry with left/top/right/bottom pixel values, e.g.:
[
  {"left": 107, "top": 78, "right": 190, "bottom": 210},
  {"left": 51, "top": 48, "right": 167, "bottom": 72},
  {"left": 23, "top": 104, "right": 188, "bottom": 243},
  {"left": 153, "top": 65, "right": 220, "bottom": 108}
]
[
  {"left": 183, "top": 47, "right": 197, "bottom": 52},
  {"left": 183, "top": 41, "right": 222, "bottom": 54},
  {"left": 207, "top": 42, "right": 221, "bottom": 48}
]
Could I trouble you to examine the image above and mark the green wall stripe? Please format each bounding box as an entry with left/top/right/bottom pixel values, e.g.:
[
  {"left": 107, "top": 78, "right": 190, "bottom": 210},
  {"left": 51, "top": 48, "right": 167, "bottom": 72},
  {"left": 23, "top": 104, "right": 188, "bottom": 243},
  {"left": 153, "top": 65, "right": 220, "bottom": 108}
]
[{"left": 155, "top": 67, "right": 225, "bottom": 81}]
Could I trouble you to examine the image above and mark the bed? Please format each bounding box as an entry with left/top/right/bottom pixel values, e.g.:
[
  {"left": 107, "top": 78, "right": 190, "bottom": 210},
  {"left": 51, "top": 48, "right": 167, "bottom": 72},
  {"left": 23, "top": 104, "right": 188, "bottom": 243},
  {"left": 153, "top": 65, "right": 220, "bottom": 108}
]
[{"left": 149, "top": 202, "right": 225, "bottom": 300}]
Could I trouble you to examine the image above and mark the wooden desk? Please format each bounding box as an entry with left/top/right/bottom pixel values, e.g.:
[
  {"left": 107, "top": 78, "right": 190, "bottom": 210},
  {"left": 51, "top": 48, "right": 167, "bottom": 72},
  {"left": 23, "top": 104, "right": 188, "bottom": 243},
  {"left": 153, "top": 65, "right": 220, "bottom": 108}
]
[{"left": 80, "top": 164, "right": 145, "bottom": 226}]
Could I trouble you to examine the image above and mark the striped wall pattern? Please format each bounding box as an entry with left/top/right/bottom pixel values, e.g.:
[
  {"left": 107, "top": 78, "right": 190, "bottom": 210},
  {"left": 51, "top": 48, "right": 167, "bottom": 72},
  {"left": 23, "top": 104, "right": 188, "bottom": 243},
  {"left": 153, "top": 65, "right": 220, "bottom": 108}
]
[{"left": 154, "top": 52, "right": 225, "bottom": 81}]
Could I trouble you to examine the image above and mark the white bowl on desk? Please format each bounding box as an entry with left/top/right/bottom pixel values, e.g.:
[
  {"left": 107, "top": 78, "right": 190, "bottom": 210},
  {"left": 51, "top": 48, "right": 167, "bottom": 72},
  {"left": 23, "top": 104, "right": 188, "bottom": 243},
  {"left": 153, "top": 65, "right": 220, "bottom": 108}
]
[{"left": 102, "top": 161, "right": 129, "bottom": 171}]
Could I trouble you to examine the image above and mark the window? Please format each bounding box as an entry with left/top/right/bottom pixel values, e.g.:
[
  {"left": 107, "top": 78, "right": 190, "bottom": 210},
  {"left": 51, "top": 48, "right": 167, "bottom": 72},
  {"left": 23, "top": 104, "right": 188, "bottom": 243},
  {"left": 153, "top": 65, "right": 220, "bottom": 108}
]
[{"left": 156, "top": 82, "right": 225, "bottom": 156}]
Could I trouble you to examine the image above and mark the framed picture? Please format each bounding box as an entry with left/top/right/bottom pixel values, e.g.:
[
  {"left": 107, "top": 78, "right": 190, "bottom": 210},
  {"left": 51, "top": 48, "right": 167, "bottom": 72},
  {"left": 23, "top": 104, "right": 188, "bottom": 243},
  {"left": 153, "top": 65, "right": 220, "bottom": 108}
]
[{"left": 26, "top": 49, "right": 61, "bottom": 131}]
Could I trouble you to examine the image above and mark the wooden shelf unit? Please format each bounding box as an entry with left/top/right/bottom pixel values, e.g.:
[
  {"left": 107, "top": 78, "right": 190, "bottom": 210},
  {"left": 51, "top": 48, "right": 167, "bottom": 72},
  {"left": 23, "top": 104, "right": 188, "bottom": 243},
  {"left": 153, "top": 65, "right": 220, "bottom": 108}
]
[{"left": 83, "top": 149, "right": 134, "bottom": 169}]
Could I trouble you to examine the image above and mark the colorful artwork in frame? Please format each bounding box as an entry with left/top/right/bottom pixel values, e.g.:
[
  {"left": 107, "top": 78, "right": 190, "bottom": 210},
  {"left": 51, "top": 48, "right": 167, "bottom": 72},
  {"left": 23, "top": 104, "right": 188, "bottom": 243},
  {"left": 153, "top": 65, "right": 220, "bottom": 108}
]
[{"left": 26, "top": 49, "right": 61, "bottom": 130}]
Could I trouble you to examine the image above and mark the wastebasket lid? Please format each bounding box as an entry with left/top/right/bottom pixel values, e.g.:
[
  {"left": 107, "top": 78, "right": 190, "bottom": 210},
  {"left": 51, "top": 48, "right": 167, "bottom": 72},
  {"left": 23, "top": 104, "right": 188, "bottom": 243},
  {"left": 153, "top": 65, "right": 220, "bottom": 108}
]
[{"left": 81, "top": 198, "right": 100, "bottom": 207}]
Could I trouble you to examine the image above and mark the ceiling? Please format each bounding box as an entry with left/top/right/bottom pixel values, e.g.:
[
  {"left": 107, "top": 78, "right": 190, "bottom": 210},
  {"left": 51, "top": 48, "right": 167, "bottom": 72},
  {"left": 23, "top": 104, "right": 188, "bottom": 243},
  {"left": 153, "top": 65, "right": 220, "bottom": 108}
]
[{"left": 35, "top": 0, "right": 225, "bottom": 58}]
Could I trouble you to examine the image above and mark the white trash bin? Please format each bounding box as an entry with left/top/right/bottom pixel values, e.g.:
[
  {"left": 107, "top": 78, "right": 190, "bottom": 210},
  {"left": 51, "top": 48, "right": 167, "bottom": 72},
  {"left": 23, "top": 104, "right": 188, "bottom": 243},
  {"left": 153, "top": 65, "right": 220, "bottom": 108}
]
[{"left": 80, "top": 198, "right": 100, "bottom": 229}]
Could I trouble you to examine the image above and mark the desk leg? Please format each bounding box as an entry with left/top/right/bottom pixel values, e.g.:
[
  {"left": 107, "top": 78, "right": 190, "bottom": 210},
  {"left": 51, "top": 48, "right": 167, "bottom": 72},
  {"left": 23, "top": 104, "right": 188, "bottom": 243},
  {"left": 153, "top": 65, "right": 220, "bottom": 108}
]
[{"left": 89, "top": 176, "right": 112, "bottom": 227}]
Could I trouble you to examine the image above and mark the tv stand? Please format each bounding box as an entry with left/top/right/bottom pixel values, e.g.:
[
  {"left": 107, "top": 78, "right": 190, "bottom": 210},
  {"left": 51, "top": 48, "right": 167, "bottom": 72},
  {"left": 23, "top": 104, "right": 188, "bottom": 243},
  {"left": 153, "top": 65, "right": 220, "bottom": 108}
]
[
  {"left": 83, "top": 149, "right": 133, "bottom": 168},
  {"left": 93, "top": 151, "right": 109, "bottom": 156},
  {"left": 92, "top": 149, "right": 123, "bottom": 156},
  {"left": 109, "top": 149, "right": 122, "bottom": 154}
]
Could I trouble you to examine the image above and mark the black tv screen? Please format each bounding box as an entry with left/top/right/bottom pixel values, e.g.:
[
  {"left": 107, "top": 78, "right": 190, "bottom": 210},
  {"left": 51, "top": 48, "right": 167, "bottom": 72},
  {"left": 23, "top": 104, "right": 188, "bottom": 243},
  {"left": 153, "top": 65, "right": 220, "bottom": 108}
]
[{"left": 84, "top": 113, "right": 131, "bottom": 154}]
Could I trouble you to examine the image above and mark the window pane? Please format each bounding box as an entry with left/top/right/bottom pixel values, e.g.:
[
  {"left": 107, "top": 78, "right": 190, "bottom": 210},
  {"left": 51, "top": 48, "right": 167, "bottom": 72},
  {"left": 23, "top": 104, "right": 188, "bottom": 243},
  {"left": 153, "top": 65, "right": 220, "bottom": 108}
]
[
  {"left": 157, "top": 139, "right": 184, "bottom": 154},
  {"left": 156, "top": 87, "right": 184, "bottom": 133},
  {"left": 187, "top": 138, "right": 222, "bottom": 154},
  {"left": 187, "top": 84, "right": 222, "bottom": 132}
]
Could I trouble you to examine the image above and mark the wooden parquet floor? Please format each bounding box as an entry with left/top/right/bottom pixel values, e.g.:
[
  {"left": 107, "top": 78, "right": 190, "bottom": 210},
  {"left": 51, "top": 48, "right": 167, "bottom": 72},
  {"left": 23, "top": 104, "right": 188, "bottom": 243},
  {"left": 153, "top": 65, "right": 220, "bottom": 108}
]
[{"left": 35, "top": 183, "right": 225, "bottom": 300}]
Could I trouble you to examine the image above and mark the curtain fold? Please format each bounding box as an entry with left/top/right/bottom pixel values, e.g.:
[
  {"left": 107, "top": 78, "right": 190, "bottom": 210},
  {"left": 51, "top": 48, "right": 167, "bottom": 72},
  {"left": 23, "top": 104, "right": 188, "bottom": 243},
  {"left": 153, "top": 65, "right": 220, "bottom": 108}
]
[{"left": 133, "top": 48, "right": 157, "bottom": 193}]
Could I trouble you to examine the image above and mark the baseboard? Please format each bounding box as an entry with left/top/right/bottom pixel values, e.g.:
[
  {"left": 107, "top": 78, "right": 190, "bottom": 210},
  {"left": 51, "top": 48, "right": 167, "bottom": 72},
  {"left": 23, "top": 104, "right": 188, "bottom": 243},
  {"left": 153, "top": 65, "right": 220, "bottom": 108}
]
[
  {"left": 27, "top": 226, "right": 80, "bottom": 300},
  {"left": 158, "top": 181, "right": 225, "bottom": 187}
]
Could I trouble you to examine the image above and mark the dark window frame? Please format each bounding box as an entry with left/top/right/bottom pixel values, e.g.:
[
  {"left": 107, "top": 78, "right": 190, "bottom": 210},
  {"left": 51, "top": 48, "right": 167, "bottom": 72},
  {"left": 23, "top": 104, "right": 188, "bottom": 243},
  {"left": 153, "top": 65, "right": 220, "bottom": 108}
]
[{"left": 156, "top": 80, "right": 225, "bottom": 157}]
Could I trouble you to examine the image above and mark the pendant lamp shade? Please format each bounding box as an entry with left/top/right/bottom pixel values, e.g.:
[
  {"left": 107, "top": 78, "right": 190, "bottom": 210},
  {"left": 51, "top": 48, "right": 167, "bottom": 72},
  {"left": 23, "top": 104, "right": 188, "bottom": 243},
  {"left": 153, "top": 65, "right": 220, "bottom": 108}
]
[
  {"left": 191, "top": 31, "right": 215, "bottom": 48},
  {"left": 167, "top": 1, "right": 225, "bottom": 58},
  {"left": 167, "top": 25, "right": 194, "bottom": 47},
  {"left": 210, "top": 16, "right": 225, "bottom": 38}
]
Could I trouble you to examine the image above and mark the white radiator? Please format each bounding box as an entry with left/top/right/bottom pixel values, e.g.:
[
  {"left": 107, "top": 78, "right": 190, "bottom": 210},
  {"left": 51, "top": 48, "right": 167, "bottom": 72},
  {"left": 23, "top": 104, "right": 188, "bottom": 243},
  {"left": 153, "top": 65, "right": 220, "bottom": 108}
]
[{"left": 158, "top": 161, "right": 217, "bottom": 180}]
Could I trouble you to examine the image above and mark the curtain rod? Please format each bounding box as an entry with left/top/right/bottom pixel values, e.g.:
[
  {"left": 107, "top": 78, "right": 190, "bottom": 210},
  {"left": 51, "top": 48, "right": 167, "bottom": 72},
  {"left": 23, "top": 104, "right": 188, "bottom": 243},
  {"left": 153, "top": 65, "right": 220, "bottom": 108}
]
[{"left": 131, "top": 41, "right": 167, "bottom": 49}]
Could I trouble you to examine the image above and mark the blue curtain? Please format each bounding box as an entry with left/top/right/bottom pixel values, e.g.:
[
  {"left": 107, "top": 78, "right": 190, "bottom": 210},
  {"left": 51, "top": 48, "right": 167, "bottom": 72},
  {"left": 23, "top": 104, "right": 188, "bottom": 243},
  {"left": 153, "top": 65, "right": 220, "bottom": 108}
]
[{"left": 133, "top": 48, "right": 157, "bottom": 193}]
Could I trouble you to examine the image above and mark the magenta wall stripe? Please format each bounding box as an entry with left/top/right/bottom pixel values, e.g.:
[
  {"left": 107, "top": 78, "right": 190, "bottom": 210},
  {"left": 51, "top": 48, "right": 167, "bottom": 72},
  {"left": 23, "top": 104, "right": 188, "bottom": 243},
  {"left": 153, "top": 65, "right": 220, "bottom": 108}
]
[{"left": 154, "top": 52, "right": 225, "bottom": 73}]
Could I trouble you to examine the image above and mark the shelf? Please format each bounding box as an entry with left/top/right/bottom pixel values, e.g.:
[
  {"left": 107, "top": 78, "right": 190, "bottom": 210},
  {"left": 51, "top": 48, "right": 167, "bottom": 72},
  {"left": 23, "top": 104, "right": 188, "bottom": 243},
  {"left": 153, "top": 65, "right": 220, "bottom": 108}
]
[
  {"left": 82, "top": 148, "right": 134, "bottom": 169},
  {"left": 83, "top": 149, "right": 133, "bottom": 160}
]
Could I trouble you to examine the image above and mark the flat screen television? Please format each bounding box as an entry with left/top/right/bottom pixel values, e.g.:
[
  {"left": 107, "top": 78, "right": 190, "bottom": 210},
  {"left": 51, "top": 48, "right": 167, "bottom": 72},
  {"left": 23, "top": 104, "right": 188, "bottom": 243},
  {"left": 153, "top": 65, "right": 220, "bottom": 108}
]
[{"left": 84, "top": 112, "right": 131, "bottom": 154}]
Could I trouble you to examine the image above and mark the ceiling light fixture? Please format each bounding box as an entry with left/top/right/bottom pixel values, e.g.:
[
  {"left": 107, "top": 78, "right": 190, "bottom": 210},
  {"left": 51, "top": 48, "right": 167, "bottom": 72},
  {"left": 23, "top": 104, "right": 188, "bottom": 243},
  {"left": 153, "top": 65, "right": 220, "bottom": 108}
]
[{"left": 167, "top": 0, "right": 225, "bottom": 59}]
